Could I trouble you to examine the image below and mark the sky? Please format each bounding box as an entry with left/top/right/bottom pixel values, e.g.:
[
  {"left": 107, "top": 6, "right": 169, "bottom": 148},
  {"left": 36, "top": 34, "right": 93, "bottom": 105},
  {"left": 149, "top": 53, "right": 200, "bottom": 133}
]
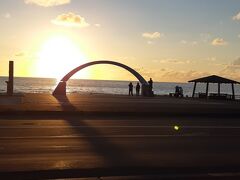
[{"left": 0, "top": 0, "right": 240, "bottom": 82}]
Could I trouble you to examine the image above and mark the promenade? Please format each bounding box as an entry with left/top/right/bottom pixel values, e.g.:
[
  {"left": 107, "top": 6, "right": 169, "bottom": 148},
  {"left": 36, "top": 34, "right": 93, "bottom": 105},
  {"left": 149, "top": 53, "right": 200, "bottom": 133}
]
[
  {"left": 1, "top": 93, "right": 240, "bottom": 179},
  {"left": 0, "top": 93, "right": 240, "bottom": 116}
]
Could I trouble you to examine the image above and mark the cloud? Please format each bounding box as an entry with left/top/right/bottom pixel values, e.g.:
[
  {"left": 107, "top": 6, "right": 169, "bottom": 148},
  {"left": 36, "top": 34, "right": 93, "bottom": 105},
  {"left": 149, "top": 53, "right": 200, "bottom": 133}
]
[
  {"left": 233, "top": 12, "right": 240, "bottom": 21},
  {"left": 232, "top": 57, "right": 240, "bottom": 66},
  {"left": 207, "top": 57, "right": 216, "bottom": 62},
  {"left": 160, "top": 70, "right": 210, "bottom": 82},
  {"left": 95, "top": 24, "right": 101, "bottom": 27},
  {"left": 52, "top": 12, "right": 89, "bottom": 27},
  {"left": 115, "top": 56, "right": 136, "bottom": 61},
  {"left": 14, "top": 52, "right": 25, "bottom": 57},
  {"left": 138, "top": 68, "right": 209, "bottom": 82},
  {"left": 24, "top": 0, "right": 70, "bottom": 7},
  {"left": 180, "top": 40, "right": 187, "bottom": 44},
  {"left": 192, "top": 41, "right": 198, "bottom": 46},
  {"left": 155, "top": 58, "right": 190, "bottom": 64},
  {"left": 139, "top": 58, "right": 240, "bottom": 82},
  {"left": 211, "top": 38, "right": 227, "bottom": 46},
  {"left": 134, "top": 67, "right": 157, "bottom": 78},
  {"left": 238, "top": 34, "right": 240, "bottom": 38},
  {"left": 147, "top": 41, "right": 154, "bottom": 45},
  {"left": 219, "top": 58, "right": 240, "bottom": 80},
  {"left": 142, "top": 32, "right": 162, "bottom": 39},
  {"left": 180, "top": 40, "right": 198, "bottom": 46},
  {"left": 200, "top": 33, "right": 211, "bottom": 43},
  {"left": 3, "top": 13, "right": 11, "bottom": 18}
]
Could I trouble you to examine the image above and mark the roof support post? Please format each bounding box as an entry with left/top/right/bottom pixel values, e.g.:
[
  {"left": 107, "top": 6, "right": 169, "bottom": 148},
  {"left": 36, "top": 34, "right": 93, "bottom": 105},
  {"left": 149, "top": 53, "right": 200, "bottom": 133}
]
[
  {"left": 192, "top": 82, "right": 197, "bottom": 98},
  {"left": 232, "top": 83, "right": 235, "bottom": 100},
  {"left": 206, "top": 82, "right": 209, "bottom": 99},
  {"left": 218, "top": 83, "right": 221, "bottom": 96}
]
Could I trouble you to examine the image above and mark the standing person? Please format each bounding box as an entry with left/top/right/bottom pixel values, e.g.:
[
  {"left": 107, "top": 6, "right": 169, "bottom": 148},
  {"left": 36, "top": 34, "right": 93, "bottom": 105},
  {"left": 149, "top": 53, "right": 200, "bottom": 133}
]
[
  {"left": 136, "top": 82, "right": 140, "bottom": 96},
  {"left": 128, "top": 82, "right": 133, "bottom": 96},
  {"left": 148, "top": 78, "right": 153, "bottom": 94},
  {"left": 175, "top": 86, "right": 179, "bottom": 97},
  {"left": 179, "top": 86, "right": 183, "bottom": 98}
]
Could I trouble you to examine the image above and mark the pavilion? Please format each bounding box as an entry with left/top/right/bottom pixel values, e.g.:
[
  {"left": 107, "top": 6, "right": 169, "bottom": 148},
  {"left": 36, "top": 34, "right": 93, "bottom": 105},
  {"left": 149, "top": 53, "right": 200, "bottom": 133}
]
[{"left": 189, "top": 75, "right": 240, "bottom": 100}]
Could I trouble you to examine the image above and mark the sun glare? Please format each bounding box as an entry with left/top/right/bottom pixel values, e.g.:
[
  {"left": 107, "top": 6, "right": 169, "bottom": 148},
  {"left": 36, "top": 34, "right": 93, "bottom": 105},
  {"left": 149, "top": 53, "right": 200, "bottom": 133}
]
[{"left": 36, "top": 35, "right": 87, "bottom": 80}]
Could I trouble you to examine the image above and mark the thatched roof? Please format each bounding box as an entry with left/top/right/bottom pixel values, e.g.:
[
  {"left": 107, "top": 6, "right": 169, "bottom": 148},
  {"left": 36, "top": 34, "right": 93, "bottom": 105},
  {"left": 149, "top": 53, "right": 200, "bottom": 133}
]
[{"left": 189, "top": 75, "right": 240, "bottom": 84}]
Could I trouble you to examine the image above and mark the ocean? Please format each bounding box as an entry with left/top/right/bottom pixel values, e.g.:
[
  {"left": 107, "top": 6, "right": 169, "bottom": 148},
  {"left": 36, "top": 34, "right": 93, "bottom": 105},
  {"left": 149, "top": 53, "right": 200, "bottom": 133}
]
[{"left": 0, "top": 77, "right": 240, "bottom": 98}]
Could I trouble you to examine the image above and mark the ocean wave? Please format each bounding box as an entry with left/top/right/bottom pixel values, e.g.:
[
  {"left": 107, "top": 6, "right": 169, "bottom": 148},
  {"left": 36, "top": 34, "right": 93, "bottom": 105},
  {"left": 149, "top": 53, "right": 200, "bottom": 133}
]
[{"left": 0, "top": 77, "right": 240, "bottom": 98}]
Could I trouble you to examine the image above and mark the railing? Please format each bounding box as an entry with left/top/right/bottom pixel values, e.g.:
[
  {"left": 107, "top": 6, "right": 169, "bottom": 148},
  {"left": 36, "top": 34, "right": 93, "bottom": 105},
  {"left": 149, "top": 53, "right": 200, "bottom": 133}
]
[
  {"left": 192, "top": 93, "right": 240, "bottom": 100},
  {"left": 235, "top": 95, "right": 240, "bottom": 100}
]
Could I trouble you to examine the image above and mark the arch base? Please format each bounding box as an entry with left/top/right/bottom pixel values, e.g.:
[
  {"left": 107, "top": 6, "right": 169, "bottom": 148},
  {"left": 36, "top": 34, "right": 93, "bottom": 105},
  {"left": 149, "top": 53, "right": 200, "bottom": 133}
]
[
  {"left": 53, "top": 81, "right": 66, "bottom": 96},
  {"left": 142, "top": 84, "right": 154, "bottom": 97}
]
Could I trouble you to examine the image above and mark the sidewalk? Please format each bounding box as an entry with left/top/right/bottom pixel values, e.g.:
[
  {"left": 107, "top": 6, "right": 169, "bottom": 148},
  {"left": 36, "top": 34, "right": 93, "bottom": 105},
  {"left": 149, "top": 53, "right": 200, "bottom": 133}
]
[{"left": 0, "top": 93, "right": 239, "bottom": 117}]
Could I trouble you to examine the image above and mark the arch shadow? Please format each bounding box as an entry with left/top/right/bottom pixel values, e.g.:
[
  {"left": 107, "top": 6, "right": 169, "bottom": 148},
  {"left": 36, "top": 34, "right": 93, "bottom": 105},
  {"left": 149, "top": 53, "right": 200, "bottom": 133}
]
[{"left": 53, "top": 60, "right": 150, "bottom": 96}]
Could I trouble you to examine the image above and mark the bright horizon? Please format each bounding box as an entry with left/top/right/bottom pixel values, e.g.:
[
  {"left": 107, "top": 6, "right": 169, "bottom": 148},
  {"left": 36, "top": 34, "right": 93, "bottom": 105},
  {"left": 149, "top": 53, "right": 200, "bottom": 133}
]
[{"left": 0, "top": 0, "right": 240, "bottom": 82}]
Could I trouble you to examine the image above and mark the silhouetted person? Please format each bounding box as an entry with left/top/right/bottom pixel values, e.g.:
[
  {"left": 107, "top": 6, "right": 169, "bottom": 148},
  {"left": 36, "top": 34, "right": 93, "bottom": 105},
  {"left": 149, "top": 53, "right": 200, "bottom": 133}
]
[
  {"left": 148, "top": 78, "right": 153, "bottom": 95},
  {"left": 175, "top": 86, "right": 179, "bottom": 97},
  {"left": 175, "top": 85, "right": 179, "bottom": 93},
  {"left": 128, "top": 82, "right": 133, "bottom": 96},
  {"left": 175, "top": 86, "right": 183, "bottom": 98},
  {"left": 179, "top": 86, "right": 183, "bottom": 98},
  {"left": 136, "top": 83, "right": 140, "bottom": 96}
]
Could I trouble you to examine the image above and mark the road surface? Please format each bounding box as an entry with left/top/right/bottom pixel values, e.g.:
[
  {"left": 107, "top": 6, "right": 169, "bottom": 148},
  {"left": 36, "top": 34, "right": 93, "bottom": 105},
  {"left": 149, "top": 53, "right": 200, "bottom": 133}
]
[{"left": 0, "top": 115, "right": 240, "bottom": 179}]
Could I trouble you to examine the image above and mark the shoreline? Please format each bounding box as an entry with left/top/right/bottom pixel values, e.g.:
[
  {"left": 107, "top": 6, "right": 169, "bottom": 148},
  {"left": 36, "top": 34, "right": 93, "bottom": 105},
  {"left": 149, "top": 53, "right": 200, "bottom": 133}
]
[
  {"left": 1, "top": 77, "right": 240, "bottom": 98},
  {"left": 1, "top": 91, "right": 240, "bottom": 98}
]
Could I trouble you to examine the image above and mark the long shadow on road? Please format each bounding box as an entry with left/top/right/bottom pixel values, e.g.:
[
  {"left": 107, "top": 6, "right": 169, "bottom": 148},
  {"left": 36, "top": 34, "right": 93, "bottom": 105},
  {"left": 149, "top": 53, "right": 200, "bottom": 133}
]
[{"left": 54, "top": 95, "right": 140, "bottom": 167}]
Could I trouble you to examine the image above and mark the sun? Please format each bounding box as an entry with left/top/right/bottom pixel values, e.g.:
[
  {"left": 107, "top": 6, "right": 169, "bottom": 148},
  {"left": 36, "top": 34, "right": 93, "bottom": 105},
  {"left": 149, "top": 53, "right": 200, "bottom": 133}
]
[{"left": 36, "top": 35, "right": 87, "bottom": 80}]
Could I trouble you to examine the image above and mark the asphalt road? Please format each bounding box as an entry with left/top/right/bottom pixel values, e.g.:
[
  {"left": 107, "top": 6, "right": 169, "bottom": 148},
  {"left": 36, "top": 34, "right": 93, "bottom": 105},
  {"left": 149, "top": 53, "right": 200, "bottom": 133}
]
[{"left": 0, "top": 115, "right": 240, "bottom": 179}]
